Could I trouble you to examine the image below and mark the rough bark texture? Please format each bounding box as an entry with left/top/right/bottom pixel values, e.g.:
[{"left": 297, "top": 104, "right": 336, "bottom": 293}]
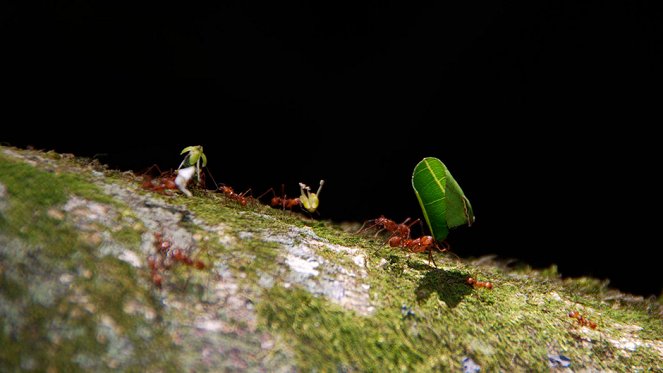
[{"left": 1, "top": 146, "right": 661, "bottom": 372}]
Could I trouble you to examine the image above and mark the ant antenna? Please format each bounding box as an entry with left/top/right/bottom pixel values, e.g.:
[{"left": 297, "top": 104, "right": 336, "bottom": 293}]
[
  {"left": 257, "top": 187, "right": 275, "bottom": 200},
  {"left": 281, "top": 183, "right": 287, "bottom": 210},
  {"left": 205, "top": 168, "right": 219, "bottom": 190}
]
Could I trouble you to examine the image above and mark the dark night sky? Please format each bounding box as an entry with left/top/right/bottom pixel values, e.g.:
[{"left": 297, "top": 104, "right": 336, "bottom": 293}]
[{"left": 2, "top": 2, "right": 661, "bottom": 297}]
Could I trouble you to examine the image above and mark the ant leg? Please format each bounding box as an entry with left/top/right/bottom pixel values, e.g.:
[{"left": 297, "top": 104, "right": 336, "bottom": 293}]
[
  {"left": 383, "top": 232, "right": 396, "bottom": 246},
  {"left": 140, "top": 164, "right": 164, "bottom": 177},
  {"left": 437, "top": 241, "right": 450, "bottom": 253},
  {"left": 257, "top": 187, "right": 276, "bottom": 200},
  {"left": 402, "top": 217, "right": 421, "bottom": 239},
  {"left": 399, "top": 217, "right": 412, "bottom": 239},
  {"left": 439, "top": 241, "right": 461, "bottom": 261},
  {"left": 356, "top": 219, "right": 377, "bottom": 234},
  {"left": 373, "top": 227, "right": 386, "bottom": 237},
  {"left": 428, "top": 250, "right": 438, "bottom": 268}
]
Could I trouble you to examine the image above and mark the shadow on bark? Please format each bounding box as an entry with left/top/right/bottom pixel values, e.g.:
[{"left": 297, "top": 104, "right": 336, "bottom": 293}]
[{"left": 410, "top": 262, "right": 471, "bottom": 308}]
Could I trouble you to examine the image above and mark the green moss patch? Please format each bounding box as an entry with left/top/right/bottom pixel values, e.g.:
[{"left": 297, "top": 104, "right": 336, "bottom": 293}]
[{"left": 0, "top": 151, "right": 179, "bottom": 371}]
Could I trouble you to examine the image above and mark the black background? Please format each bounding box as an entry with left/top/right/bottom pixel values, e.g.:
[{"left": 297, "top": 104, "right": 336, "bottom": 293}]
[{"left": 2, "top": 2, "right": 661, "bottom": 297}]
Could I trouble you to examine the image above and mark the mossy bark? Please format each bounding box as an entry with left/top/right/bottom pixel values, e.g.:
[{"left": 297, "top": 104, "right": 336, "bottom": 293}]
[{"left": 1, "top": 146, "right": 661, "bottom": 372}]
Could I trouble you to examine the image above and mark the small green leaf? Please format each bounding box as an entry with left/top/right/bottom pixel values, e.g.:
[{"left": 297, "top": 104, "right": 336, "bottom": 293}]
[
  {"left": 412, "top": 157, "right": 449, "bottom": 241},
  {"left": 412, "top": 157, "right": 474, "bottom": 241},
  {"left": 180, "top": 146, "right": 196, "bottom": 155},
  {"left": 201, "top": 153, "right": 208, "bottom": 167}
]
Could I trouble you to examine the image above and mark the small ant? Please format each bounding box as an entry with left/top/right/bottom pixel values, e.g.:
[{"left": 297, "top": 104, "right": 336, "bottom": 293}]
[
  {"left": 218, "top": 185, "right": 251, "bottom": 206},
  {"left": 466, "top": 277, "right": 494, "bottom": 290},
  {"left": 568, "top": 310, "right": 597, "bottom": 329},
  {"left": 148, "top": 232, "right": 206, "bottom": 288},
  {"left": 171, "top": 248, "right": 206, "bottom": 269}
]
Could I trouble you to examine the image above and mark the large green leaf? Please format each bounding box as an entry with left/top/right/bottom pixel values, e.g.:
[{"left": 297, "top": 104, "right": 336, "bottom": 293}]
[
  {"left": 412, "top": 157, "right": 474, "bottom": 241},
  {"left": 444, "top": 170, "right": 475, "bottom": 228},
  {"left": 412, "top": 157, "right": 449, "bottom": 241}
]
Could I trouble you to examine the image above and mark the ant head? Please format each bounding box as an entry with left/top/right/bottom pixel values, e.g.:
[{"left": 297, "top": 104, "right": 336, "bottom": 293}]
[
  {"left": 421, "top": 236, "right": 434, "bottom": 245},
  {"left": 388, "top": 236, "right": 402, "bottom": 247}
]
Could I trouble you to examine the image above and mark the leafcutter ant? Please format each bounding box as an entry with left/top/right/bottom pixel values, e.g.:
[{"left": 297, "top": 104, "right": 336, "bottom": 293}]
[
  {"left": 357, "top": 215, "right": 421, "bottom": 241},
  {"left": 466, "top": 277, "right": 494, "bottom": 290},
  {"left": 568, "top": 310, "right": 597, "bottom": 329},
  {"left": 139, "top": 165, "right": 178, "bottom": 194},
  {"left": 395, "top": 235, "right": 448, "bottom": 268},
  {"left": 219, "top": 185, "right": 251, "bottom": 206}
]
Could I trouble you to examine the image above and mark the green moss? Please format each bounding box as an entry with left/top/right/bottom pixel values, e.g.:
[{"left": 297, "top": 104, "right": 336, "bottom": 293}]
[
  {"left": 0, "top": 151, "right": 180, "bottom": 371},
  {"left": 259, "top": 286, "right": 431, "bottom": 371},
  {"left": 0, "top": 156, "right": 81, "bottom": 258},
  {"left": 82, "top": 256, "right": 176, "bottom": 367},
  {"left": 258, "top": 245, "right": 662, "bottom": 371},
  {"left": 112, "top": 222, "right": 144, "bottom": 249},
  {"left": 309, "top": 219, "right": 373, "bottom": 247},
  {"left": 0, "top": 267, "right": 177, "bottom": 371}
]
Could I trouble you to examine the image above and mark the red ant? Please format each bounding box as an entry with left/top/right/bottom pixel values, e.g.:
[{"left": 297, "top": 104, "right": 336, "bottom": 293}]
[
  {"left": 148, "top": 232, "right": 206, "bottom": 288},
  {"left": 466, "top": 277, "right": 494, "bottom": 290},
  {"left": 568, "top": 310, "right": 597, "bottom": 329},
  {"left": 389, "top": 235, "right": 448, "bottom": 268},
  {"left": 139, "top": 165, "right": 178, "bottom": 194},
  {"left": 357, "top": 215, "right": 420, "bottom": 240},
  {"left": 403, "top": 236, "right": 448, "bottom": 268},
  {"left": 218, "top": 185, "right": 251, "bottom": 206},
  {"left": 359, "top": 215, "right": 449, "bottom": 267},
  {"left": 171, "top": 248, "right": 206, "bottom": 269},
  {"left": 258, "top": 184, "right": 301, "bottom": 210}
]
